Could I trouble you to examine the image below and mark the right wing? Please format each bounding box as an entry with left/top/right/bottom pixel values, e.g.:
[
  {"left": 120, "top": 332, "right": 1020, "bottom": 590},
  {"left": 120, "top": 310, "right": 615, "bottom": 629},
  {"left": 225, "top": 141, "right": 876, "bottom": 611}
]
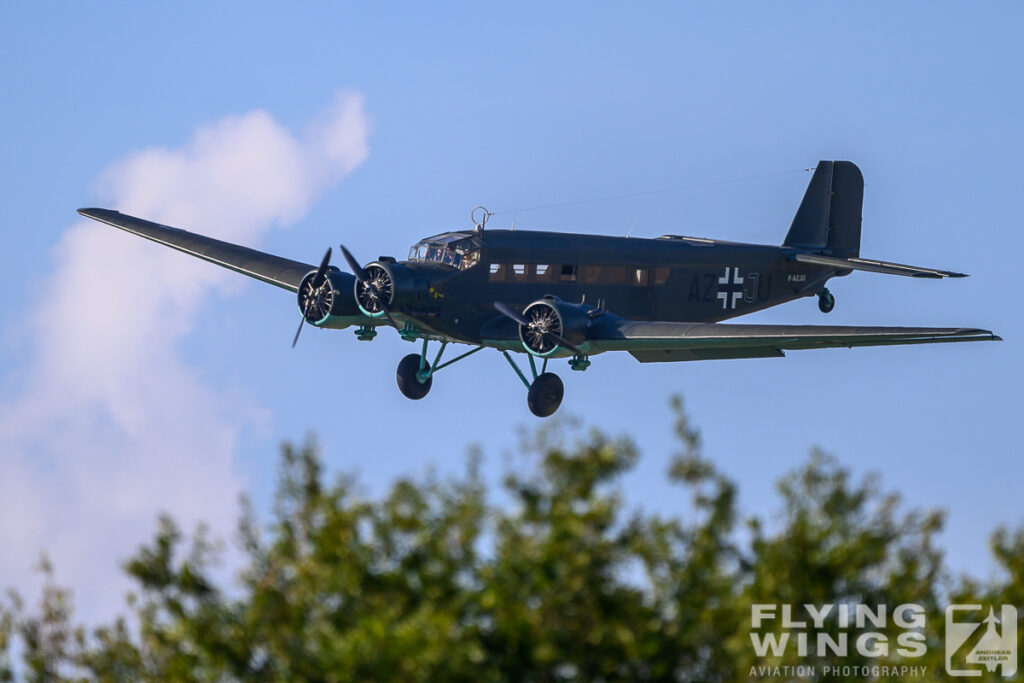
[
  {"left": 78, "top": 208, "right": 314, "bottom": 292},
  {"left": 585, "top": 319, "right": 1000, "bottom": 362}
]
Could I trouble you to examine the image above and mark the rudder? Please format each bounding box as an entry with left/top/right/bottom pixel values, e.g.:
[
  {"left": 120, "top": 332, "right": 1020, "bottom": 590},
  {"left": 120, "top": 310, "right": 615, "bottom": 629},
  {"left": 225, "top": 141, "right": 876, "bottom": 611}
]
[{"left": 826, "top": 161, "right": 863, "bottom": 258}]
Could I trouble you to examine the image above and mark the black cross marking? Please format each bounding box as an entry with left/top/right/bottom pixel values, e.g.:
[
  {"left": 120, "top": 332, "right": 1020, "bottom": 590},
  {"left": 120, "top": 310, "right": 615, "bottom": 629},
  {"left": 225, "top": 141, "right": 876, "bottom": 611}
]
[{"left": 717, "top": 267, "right": 744, "bottom": 309}]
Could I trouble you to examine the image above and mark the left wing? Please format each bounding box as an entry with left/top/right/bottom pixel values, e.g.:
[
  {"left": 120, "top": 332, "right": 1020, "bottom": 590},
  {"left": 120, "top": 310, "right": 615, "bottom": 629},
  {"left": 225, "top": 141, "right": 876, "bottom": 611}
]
[
  {"left": 585, "top": 319, "right": 1000, "bottom": 363},
  {"left": 78, "top": 208, "right": 314, "bottom": 292}
]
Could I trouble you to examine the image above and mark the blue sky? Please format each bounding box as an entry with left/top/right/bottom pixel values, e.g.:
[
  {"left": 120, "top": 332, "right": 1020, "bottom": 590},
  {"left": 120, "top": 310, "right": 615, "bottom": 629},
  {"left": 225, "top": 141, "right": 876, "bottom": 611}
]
[{"left": 1, "top": 3, "right": 1021, "bottom": 619}]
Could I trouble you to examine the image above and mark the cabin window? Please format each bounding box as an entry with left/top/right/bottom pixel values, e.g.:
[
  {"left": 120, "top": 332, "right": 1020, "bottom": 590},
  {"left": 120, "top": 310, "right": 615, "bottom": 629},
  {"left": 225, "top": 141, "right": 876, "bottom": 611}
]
[
  {"left": 464, "top": 250, "right": 481, "bottom": 269},
  {"left": 654, "top": 267, "right": 670, "bottom": 285},
  {"left": 607, "top": 266, "right": 628, "bottom": 284},
  {"left": 633, "top": 268, "right": 651, "bottom": 286},
  {"left": 582, "top": 265, "right": 603, "bottom": 283},
  {"left": 488, "top": 263, "right": 582, "bottom": 282}
]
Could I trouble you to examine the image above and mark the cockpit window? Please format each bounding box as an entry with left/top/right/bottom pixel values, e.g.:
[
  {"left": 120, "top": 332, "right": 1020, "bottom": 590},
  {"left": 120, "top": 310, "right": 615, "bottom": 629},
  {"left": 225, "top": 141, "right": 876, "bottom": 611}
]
[{"left": 407, "top": 232, "right": 482, "bottom": 271}]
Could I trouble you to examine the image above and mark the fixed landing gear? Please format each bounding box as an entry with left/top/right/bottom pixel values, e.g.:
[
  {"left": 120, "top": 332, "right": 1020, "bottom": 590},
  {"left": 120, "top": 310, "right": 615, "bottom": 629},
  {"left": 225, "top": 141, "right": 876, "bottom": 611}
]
[
  {"left": 395, "top": 339, "right": 485, "bottom": 401},
  {"left": 527, "top": 373, "right": 564, "bottom": 418},
  {"left": 393, "top": 339, "right": 583, "bottom": 418},
  {"left": 396, "top": 353, "right": 432, "bottom": 399},
  {"left": 818, "top": 287, "right": 835, "bottom": 314}
]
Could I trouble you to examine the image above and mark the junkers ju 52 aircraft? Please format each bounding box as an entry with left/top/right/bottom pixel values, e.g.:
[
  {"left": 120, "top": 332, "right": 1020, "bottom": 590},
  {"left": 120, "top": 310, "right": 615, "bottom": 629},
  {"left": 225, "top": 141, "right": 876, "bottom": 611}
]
[{"left": 79, "top": 161, "right": 999, "bottom": 417}]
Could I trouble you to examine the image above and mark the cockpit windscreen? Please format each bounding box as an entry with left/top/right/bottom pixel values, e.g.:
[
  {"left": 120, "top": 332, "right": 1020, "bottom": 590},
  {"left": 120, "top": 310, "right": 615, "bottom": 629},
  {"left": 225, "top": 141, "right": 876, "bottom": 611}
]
[{"left": 408, "top": 232, "right": 481, "bottom": 270}]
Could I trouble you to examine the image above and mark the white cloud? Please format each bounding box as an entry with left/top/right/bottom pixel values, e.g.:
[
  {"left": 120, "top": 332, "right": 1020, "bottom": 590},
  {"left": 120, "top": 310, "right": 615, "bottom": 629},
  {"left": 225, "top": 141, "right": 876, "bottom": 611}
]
[{"left": 0, "top": 93, "right": 370, "bottom": 620}]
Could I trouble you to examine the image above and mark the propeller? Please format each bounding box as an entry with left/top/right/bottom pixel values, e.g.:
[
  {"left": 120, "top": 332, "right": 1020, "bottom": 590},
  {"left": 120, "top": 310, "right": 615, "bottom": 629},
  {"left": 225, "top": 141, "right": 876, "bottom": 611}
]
[
  {"left": 292, "top": 247, "right": 332, "bottom": 348},
  {"left": 339, "top": 244, "right": 368, "bottom": 283},
  {"left": 494, "top": 302, "right": 584, "bottom": 355},
  {"left": 341, "top": 244, "right": 401, "bottom": 330}
]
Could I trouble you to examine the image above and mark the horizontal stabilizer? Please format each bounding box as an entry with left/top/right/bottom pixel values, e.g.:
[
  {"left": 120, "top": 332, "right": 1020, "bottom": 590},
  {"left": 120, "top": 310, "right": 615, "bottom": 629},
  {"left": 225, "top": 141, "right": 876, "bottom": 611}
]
[{"left": 792, "top": 253, "right": 967, "bottom": 279}]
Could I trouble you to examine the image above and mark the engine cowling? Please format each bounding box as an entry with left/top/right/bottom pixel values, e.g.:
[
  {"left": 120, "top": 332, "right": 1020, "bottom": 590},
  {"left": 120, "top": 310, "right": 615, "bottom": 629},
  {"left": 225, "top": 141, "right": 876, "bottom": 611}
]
[
  {"left": 518, "top": 298, "right": 590, "bottom": 356},
  {"left": 297, "top": 267, "right": 358, "bottom": 325},
  {"left": 353, "top": 261, "right": 437, "bottom": 318}
]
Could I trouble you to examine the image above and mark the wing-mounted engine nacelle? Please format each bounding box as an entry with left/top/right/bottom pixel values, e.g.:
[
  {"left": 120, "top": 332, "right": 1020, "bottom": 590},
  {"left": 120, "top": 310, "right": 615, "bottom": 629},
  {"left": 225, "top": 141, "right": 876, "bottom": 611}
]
[
  {"left": 519, "top": 297, "right": 592, "bottom": 357},
  {"left": 297, "top": 267, "right": 359, "bottom": 326},
  {"left": 354, "top": 260, "right": 434, "bottom": 318}
]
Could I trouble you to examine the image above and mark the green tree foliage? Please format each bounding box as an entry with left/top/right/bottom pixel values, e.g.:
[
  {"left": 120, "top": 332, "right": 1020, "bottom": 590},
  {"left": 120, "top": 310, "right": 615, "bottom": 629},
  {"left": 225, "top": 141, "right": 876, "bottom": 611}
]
[{"left": 1, "top": 399, "right": 1021, "bottom": 681}]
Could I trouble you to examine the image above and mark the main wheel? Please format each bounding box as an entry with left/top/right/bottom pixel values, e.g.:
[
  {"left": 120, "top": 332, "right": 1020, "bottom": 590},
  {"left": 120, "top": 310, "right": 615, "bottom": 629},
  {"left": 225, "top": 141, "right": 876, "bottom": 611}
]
[
  {"left": 527, "top": 372, "right": 564, "bottom": 418},
  {"left": 396, "top": 353, "right": 432, "bottom": 400},
  {"left": 818, "top": 288, "right": 835, "bottom": 313}
]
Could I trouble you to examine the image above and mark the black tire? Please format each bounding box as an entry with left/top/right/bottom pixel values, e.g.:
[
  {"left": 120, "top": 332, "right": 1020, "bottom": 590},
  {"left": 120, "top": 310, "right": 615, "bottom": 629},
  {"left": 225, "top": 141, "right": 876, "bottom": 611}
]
[
  {"left": 527, "top": 372, "right": 564, "bottom": 418},
  {"left": 818, "top": 290, "right": 835, "bottom": 314},
  {"left": 396, "top": 353, "right": 432, "bottom": 400}
]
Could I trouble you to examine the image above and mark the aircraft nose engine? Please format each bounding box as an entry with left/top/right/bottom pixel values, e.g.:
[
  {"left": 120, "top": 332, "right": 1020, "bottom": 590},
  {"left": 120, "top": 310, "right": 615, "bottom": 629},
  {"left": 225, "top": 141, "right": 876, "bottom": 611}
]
[{"left": 518, "top": 298, "right": 590, "bottom": 357}]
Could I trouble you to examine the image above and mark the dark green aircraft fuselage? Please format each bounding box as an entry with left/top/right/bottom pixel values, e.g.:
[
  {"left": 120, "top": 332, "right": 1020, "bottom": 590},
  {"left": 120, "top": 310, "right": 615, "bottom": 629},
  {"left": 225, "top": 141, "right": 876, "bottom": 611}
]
[{"left": 335, "top": 229, "right": 837, "bottom": 346}]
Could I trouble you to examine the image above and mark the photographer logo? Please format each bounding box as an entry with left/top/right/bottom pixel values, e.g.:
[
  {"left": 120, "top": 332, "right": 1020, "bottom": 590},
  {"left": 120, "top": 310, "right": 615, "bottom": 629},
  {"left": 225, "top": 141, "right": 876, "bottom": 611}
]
[{"left": 945, "top": 605, "right": 1017, "bottom": 677}]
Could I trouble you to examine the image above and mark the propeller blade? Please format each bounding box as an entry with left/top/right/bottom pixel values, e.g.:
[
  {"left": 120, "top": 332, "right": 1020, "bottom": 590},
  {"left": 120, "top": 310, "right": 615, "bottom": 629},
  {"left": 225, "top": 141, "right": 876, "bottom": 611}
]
[
  {"left": 494, "top": 301, "right": 531, "bottom": 327},
  {"left": 291, "top": 314, "right": 306, "bottom": 348},
  {"left": 339, "top": 244, "right": 368, "bottom": 282},
  {"left": 314, "top": 246, "right": 332, "bottom": 284},
  {"left": 381, "top": 307, "right": 400, "bottom": 330},
  {"left": 292, "top": 297, "right": 316, "bottom": 348},
  {"left": 546, "top": 331, "right": 584, "bottom": 356}
]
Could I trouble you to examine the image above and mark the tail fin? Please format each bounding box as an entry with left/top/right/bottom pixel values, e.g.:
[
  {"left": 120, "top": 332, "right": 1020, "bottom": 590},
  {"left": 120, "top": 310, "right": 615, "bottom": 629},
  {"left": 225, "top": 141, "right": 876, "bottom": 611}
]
[{"left": 783, "top": 160, "right": 863, "bottom": 258}]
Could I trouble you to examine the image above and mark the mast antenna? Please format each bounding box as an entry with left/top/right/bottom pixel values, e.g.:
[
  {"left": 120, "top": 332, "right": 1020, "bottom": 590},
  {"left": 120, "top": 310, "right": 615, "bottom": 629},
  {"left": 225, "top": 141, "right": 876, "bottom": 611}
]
[{"left": 472, "top": 206, "right": 493, "bottom": 232}]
